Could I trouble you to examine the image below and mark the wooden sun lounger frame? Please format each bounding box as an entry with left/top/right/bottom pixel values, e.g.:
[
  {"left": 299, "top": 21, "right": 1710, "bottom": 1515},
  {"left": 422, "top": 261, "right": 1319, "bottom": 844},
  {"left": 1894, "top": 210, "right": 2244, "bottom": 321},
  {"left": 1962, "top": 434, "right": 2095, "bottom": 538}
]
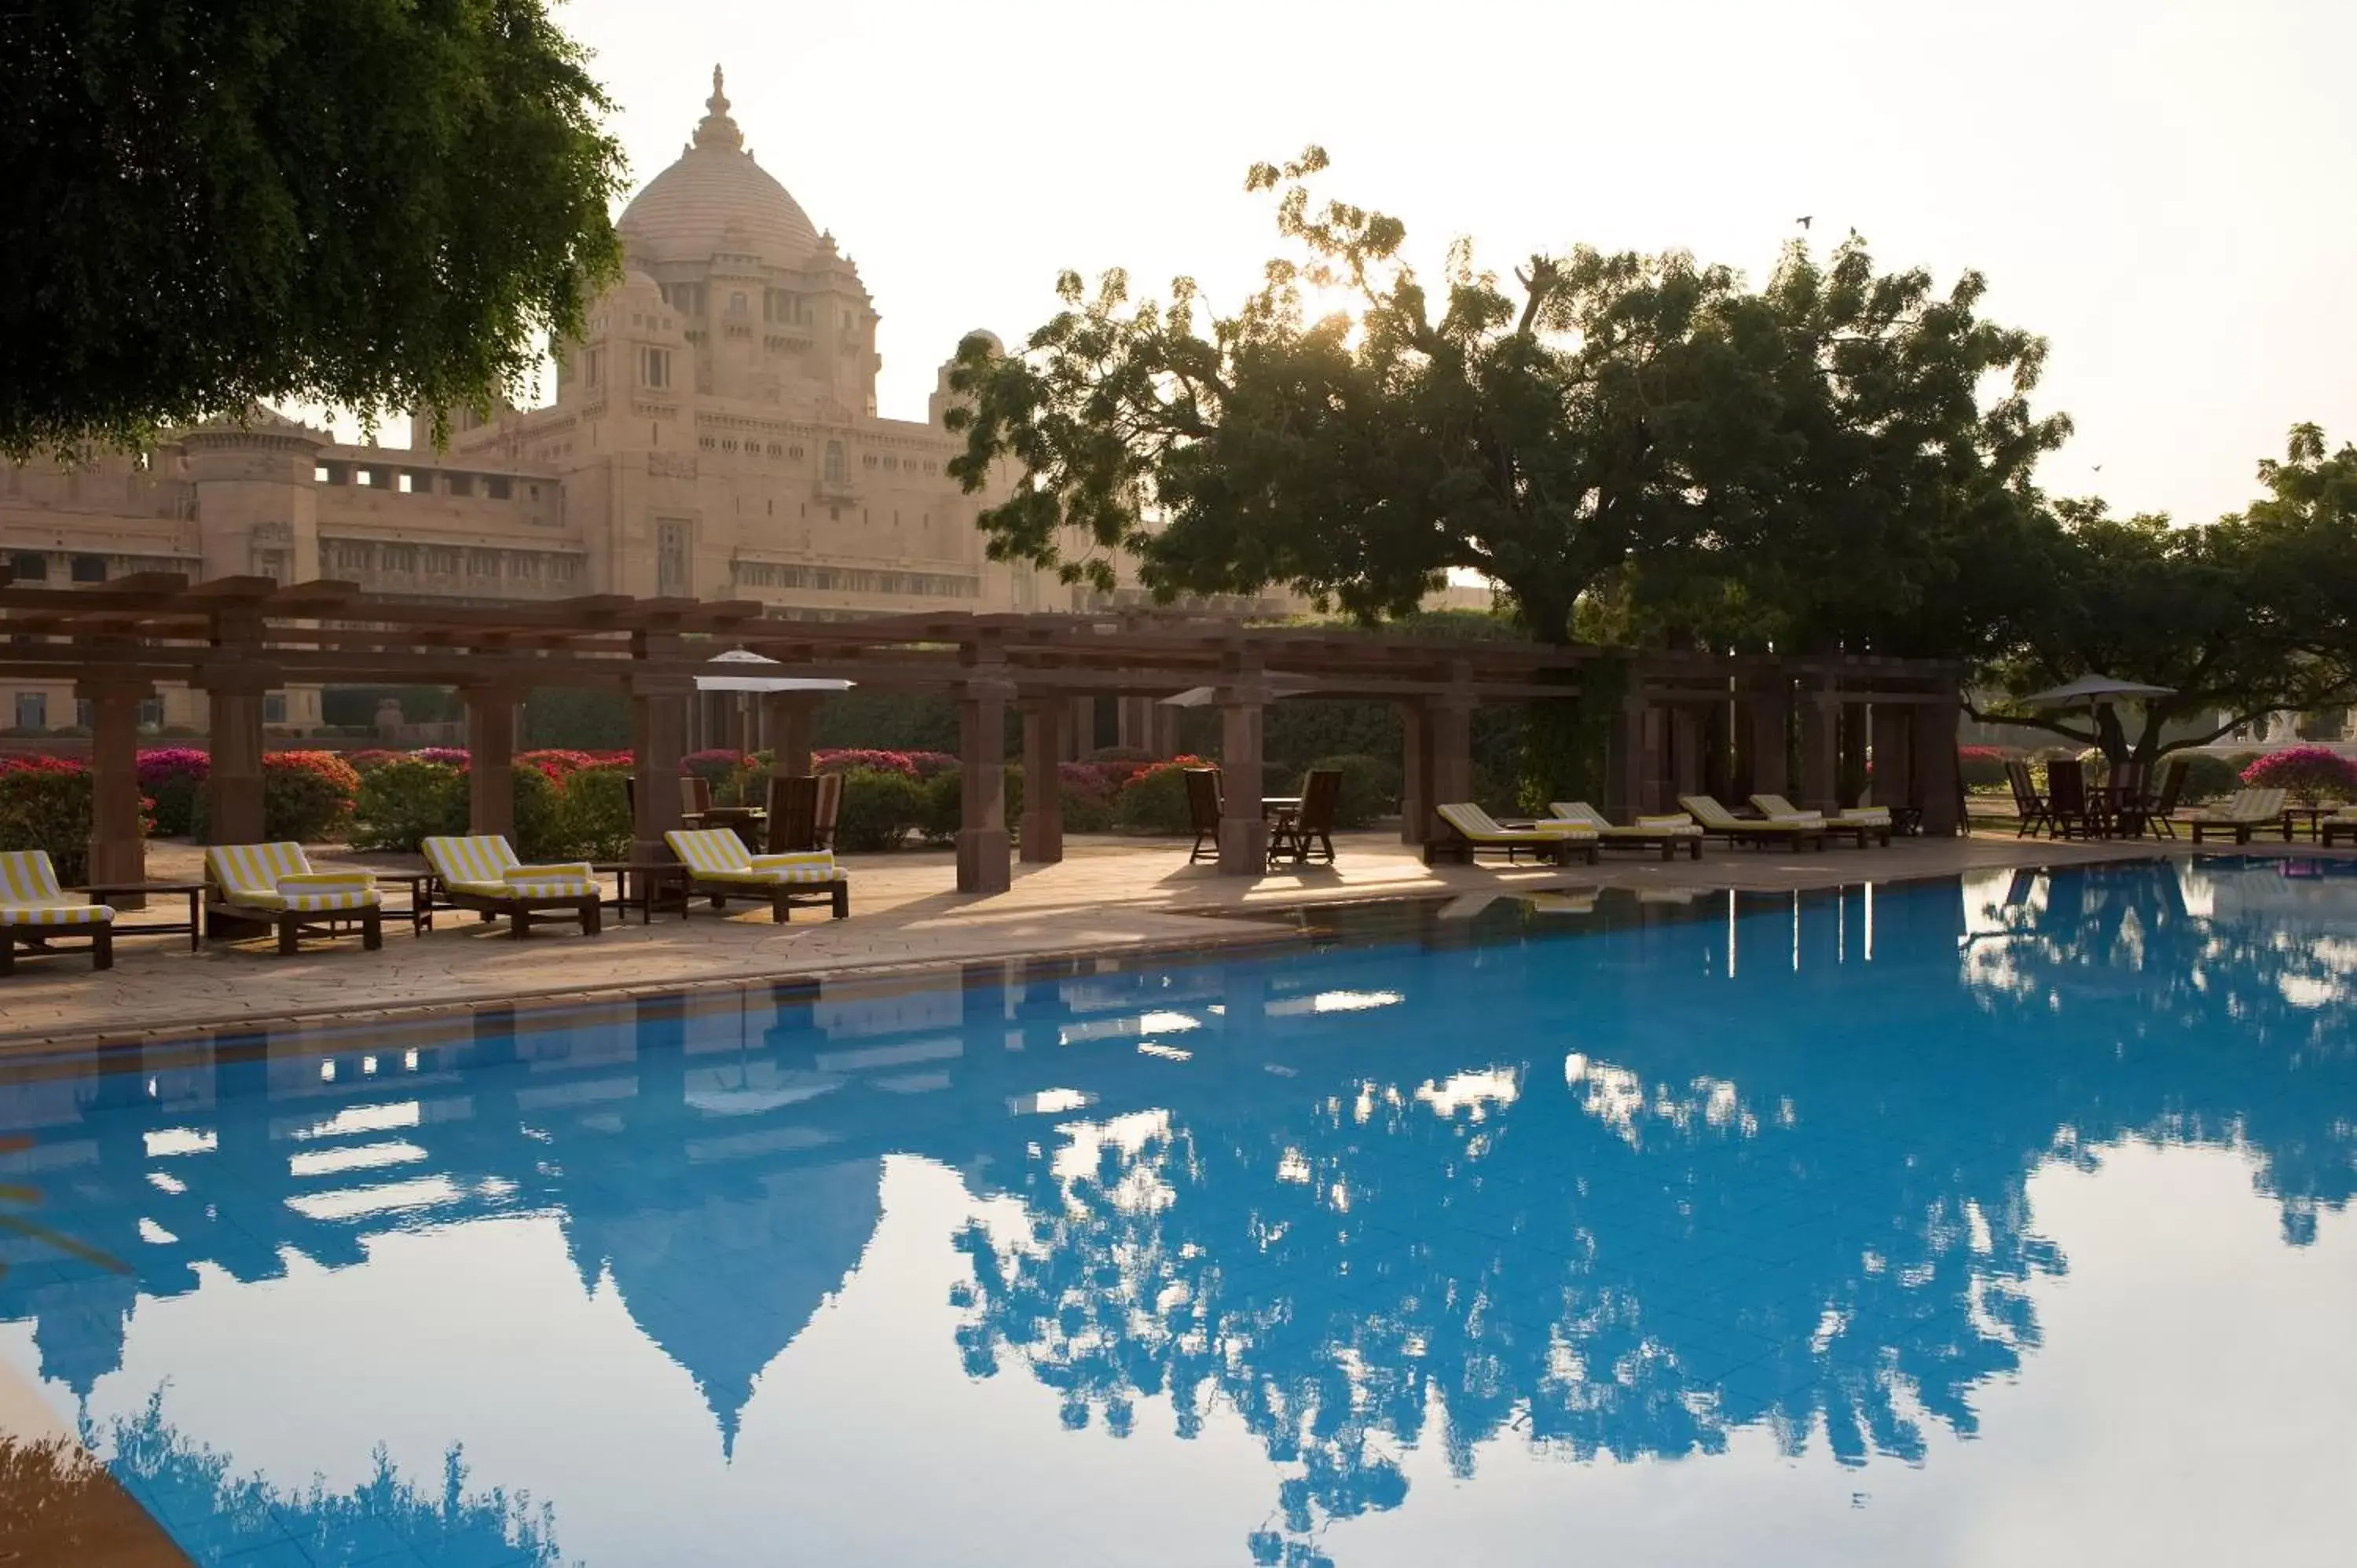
[
  {"left": 0, "top": 921, "right": 113, "bottom": 975},
  {"left": 679, "top": 869, "right": 850, "bottom": 923},
  {"left": 1424, "top": 819, "right": 1600, "bottom": 867},
  {"left": 2188, "top": 811, "right": 2295, "bottom": 844},
  {"left": 431, "top": 878, "right": 603, "bottom": 939},
  {"left": 203, "top": 896, "right": 384, "bottom": 956}
]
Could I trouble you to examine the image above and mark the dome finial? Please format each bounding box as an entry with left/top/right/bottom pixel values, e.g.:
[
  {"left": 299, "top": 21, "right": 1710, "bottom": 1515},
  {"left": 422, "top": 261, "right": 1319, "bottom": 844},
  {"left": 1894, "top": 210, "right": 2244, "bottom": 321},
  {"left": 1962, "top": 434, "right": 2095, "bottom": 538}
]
[{"left": 693, "top": 64, "right": 743, "bottom": 152}]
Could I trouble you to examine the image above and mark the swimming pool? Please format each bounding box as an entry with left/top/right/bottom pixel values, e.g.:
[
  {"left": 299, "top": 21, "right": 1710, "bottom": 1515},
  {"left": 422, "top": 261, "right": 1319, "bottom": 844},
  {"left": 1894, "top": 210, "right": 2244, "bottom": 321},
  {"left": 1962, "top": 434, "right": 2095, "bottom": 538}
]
[{"left": 2, "top": 857, "right": 2353, "bottom": 1565}]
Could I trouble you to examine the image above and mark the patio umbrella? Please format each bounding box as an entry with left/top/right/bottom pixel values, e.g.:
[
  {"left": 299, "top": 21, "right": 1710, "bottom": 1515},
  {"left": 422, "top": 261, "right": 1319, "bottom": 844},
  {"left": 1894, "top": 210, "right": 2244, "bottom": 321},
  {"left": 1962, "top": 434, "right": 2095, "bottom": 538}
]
[
  {"left": 1157, "top": 674, "right": 1320, "bottom": 707},
  {"left": 694, "top": 648, "right": 854, "bottom": 694},
  {"left": 2017, "top": 673, "right": 2177, "bottom": 708}
]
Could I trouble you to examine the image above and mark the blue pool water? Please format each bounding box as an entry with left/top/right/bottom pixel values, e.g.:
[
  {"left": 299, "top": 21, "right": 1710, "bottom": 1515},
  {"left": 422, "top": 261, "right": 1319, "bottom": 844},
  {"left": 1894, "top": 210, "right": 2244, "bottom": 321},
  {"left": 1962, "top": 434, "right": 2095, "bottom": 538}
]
[{"left": 2, "top": 858, "right": 2355, "bottom": 1566}]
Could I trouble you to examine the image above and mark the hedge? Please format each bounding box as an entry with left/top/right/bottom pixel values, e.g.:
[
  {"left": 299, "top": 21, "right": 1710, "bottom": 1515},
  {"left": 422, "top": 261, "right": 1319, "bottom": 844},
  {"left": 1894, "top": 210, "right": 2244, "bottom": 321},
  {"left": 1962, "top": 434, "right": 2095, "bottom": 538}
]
[
  {"left": 137, "top": 747, "right": 210, "bottom": 835},
  {"left": 0, "top": 756, "right": 97, "bottom": 884}
]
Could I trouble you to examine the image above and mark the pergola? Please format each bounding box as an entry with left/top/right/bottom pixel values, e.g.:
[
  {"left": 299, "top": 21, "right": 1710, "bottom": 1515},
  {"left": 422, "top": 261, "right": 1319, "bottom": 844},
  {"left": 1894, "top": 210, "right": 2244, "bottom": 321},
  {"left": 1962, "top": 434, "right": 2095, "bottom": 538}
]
[{"left": 0, "top": 568, "right": 1964, "bottom": 895}]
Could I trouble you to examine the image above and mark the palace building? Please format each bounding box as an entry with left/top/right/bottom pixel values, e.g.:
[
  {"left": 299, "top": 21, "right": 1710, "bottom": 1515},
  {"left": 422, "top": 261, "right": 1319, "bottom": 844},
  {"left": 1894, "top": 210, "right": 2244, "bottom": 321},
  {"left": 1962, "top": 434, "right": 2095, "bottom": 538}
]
[{"left": 0, "top": 69, "right": 1290, "bottom": 734}]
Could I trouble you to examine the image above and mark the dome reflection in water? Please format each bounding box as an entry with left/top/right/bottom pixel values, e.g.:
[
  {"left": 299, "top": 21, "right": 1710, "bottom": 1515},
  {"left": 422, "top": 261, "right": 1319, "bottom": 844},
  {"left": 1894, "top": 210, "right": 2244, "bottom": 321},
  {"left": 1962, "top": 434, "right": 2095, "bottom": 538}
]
[{"left": 1, "top": 859, "right": 2353, "bottom": 1566}]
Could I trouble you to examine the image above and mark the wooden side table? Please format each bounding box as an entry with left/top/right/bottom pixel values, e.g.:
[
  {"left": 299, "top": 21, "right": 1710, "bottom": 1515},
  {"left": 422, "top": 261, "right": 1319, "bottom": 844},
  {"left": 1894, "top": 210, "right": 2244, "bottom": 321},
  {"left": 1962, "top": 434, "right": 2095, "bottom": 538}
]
[
  {"left": 592, "top": 862, "right": 690, "bottom": 923},
  {"left": 377, "top": 871, "right": 439, "bottom": 935},
  {"left": 74, "top": 882, "right": 204, "bottom": 951}
]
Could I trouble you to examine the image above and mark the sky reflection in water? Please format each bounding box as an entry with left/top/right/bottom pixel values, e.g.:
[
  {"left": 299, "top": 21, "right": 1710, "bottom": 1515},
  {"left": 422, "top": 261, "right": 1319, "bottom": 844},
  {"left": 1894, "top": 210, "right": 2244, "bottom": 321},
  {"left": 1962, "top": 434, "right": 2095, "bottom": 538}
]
[{"left": 2, "top": 858, "right": 2355, "bottom": 1566}]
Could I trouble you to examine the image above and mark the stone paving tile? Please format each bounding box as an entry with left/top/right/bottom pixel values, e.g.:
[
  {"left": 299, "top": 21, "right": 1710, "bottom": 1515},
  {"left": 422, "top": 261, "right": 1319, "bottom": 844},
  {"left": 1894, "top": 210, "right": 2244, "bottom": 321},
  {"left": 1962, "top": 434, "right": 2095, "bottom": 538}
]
[{"left": 0, "top": 830, "right": 2292, "bottom": 1053}]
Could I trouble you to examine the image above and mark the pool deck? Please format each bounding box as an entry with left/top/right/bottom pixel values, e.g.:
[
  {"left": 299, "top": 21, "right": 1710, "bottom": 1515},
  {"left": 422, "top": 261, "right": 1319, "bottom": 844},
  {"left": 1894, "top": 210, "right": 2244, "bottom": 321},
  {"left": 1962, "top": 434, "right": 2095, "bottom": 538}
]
[{"left": 0, "top": 830, "right": 2327, "bottom": 1055}]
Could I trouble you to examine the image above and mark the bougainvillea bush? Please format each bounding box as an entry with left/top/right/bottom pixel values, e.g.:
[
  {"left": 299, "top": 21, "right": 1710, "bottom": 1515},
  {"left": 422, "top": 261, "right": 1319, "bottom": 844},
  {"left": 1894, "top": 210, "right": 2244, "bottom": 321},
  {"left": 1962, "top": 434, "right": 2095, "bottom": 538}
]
[
  {"left": 812, "top": 748, "right": 922, "bottom": 779},
  {"left": 0, "top": 755, "right": 96, "bottom": 883},
  {"left": 2242, "top": 746, "right": 2357, "bottom": 804},
  {"left": 136, "top": 746, "right": 211, "bottom": 834},
  {"left": 409, "top": 747, "right": 471, "bottom": 768},
  {"left": 1956, "top": 745, "right": 2014, "bottom": 793},
  {"left": 1110, "top": 757, "right": 1215, "bottom": 834}
]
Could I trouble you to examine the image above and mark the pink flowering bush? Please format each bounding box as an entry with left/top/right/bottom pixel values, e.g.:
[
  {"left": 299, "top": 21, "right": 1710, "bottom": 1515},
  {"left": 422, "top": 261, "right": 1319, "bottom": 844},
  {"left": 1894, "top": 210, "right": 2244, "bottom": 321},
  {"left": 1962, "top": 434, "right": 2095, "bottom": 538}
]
[
  {"left": 681, "top": 749, "right": 748, "bottom": 782},
  {"left": 409, "top": 746, "right": 470, "bottom": 768},
  {"left": 515, "top": 748, "right": 602, "bottom": 779},
  {"left": 0, "top": 754, "right": 98, "bottom": 882},
  {"left": 137, "top": 746, "right": 211, "bottom": 834},
  {"left": 814, "top": 748, "right": 921, "bottom": 779},
  {"left": 261, "top": 751, "right": 362, "bottom": 841},
  {"left": 2242, "top": 746, "right": 2357, "bottom": 805},
  {"left": 343, "top": 748, "right": 404, "bottom": 773}
]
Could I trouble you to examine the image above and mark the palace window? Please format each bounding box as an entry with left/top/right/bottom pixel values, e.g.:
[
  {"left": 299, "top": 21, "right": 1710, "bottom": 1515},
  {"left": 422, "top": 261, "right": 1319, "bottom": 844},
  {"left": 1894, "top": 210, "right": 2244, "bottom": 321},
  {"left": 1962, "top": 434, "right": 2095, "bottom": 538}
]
[
  {"left": 728, "top": 291, "right": 748, "bottom": 316},
  {"left": 14, "top": 692, "right": 46, "bottom": 729},
  {"left": 640, "top": 347, "right": 670, "bottom": 390},
  {"left": 6, "top": 552, "right": 46, "bottom": 582},
  {"left": 71, "top": 555, "right": 107, "bottom": 583},
  {"left": 263, "top": 694, "right": 288, "bottom": 724},
  {"left": 823, "top": 441, "right": 845, "bottom": 485},
  {"left": 486, "top": 477, "right": 512, "bottom": 500},
  {"left": 467, "top": 549, "right": 500, "bottom": 577},
  {"left": 585, "top": 349, "right": 603, "bottom": 387}
]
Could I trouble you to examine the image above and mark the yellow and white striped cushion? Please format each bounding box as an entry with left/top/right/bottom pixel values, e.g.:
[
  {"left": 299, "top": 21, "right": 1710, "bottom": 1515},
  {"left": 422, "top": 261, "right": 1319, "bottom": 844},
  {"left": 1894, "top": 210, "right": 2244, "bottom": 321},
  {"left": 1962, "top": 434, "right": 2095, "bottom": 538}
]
[
  {"left": 0, "top": 850, "right": 70, "bottom": 903},
  {"left": 739, "top": 852, "right": 843, "bottom": 885},
  {"left": 205, "top": 841, "right": 313, "bottom": 900},
  {"left": 665, "top": 828, "right": 756, "bottom": 875},
  {"left": 1837, "top": 808, "right": 1892, "bottom": 826},
  {"left": 1437, "top": 804, "right": 1592, "bottom": 844},
  {"left": 422, "top": 835, "right": 520, "bottom": 888},
  {"left": 502, "top": 874, "right": 598, "bottom": 898},
  {"left": 0, "top": 901, "right": 112, "bottom": 928},
  {"left": 237, "top": 888, "right": 380, "bottom": 913},
  {"left": 1634, "top": 814, "right": 1702, "bottom": 833}
]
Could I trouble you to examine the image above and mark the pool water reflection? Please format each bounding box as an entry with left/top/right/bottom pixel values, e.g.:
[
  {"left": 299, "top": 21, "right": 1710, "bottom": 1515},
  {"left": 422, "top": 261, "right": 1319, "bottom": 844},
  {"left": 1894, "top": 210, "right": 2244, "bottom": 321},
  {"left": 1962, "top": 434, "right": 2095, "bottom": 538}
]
[{"left": 2, "top": 859, "right": 2355, "bottom": 1566}]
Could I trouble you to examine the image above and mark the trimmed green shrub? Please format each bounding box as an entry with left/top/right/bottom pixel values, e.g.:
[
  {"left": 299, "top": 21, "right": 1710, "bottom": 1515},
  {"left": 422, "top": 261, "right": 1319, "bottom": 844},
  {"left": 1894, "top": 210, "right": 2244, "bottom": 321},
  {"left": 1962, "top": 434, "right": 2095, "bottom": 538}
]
[
  {"left": 349, "top": 758, "right": 467, "bottom": 852},
  {"left": 509, "top": 765, "right": 564, "bottom": 860},
  {"left": 1957, "top": 746, "right": 2012, "bottom": 793},
  {"left": 918, "top": 768, "right": 963, "bottom": 844},
  {"left": 2177, "top": 752, "right": 2256, "bottom": 804},
  {"left": 0, "top": 757, "right": 94, "bottom": 884},
  {"left": 1307, "top": 753, "right": 1400, "bottom": 829},
  {"left": 833, "top": 767, "right": 928, "bottom": 852},
  {"left": 552, "top": 766, "right": 634, "bottom": 861}
]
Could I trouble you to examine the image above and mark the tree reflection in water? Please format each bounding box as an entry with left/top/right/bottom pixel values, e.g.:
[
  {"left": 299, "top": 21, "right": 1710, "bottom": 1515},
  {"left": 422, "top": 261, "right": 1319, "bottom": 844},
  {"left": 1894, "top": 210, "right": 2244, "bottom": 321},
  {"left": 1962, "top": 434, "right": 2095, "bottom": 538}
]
[{"left": 951, "top": 862, "right": 2357, "bottom": 1564}]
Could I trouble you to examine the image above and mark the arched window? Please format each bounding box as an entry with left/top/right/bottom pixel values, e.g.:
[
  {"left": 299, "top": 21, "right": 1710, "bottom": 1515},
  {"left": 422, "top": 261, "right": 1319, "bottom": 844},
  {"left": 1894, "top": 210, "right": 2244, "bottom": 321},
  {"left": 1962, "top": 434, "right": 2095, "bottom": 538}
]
[
  {"left": 728, "top": 291, "right": 748, "bottom": 317},
  {"left": 823, "top": 441, "right": 845, "bottom": 485}
]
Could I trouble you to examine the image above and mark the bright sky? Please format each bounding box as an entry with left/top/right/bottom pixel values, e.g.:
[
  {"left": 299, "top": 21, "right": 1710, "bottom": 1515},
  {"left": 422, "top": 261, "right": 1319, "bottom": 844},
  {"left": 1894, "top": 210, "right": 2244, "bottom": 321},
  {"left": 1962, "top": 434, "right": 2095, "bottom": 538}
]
[{"left": 547, "top": 0, "right": 2352, "bottom": 526}]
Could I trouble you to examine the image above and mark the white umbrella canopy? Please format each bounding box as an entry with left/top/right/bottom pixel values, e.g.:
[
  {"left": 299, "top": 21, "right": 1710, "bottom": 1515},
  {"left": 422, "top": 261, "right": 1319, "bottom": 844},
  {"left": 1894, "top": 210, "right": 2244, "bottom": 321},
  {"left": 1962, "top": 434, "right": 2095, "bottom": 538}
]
[
  {"left": 1158, "top": 674, "right": 1321, "bottom": 708},
  {"left": 2018, "top": 672, "right": 2177, "bottom": 707},
  {"left": 695, "top": 649, "right": 855, "bottom": 694}
]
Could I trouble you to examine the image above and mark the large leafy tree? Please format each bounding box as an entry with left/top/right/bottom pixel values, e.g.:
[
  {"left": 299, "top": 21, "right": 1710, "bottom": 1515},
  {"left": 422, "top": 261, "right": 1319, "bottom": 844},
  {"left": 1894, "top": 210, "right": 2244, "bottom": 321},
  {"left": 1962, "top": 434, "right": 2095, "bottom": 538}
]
[
  {"left": 1975, "top": 430, "right": 2357, "bottom": 764},
  {"left": 947, "top": 149, "right": 2064, "bottom": 655},
  {"left": 0, "top": 0, "right": 625, "bottom": 459}
]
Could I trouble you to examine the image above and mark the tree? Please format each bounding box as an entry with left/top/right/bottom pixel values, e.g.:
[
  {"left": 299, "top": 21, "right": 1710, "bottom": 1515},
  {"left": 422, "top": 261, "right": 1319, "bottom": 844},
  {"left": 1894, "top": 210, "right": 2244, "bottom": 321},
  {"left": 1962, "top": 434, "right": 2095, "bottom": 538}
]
[
  {"left": 946, "top": 149, "right": 2065, "bottom": 658},
  {"left": 0, "top": 0, "right": 625, "bottom": 459},
  {"left": 1974, "top": 438, "right": 2357, "bottom": 764}
]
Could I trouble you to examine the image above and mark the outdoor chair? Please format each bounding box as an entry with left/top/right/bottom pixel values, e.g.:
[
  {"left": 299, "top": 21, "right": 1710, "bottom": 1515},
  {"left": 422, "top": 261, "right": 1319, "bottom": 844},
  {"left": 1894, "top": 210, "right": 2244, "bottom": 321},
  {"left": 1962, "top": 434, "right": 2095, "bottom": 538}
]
[
  {"left": 202, "top": 842, "right": 383, "bottom": 955},
  {"left": 1546, "top": 802, "right": 1703, "bottom": 860},
  {"left": 2007, "top": 760, "right": 2055, "bottom": 838},
  {"left": 0, "top": 849, "right": 113, "bottom": 975},
  {"left": 662, "top": 827, "right": 849, "bottom": 921},
  {"left": 2128, "top": 759, "right": 2185, "bottom": 840},
  {"left": 1675, "top": 795, "right": 1828, "bottom": 851},
  {"left": 1427, "top": 803, "right": 1600, "bottom": 866},
  {"left": 420, "top": 834, "right": 602, "bottom": 939},
  {"left": 1749, "top": 793, "right": 1893, "bottom": 848},
  {"left": 767, "top": 775, "right": 821, "bottom": 853},
  {"left": 2045, "top": 760, "right": 2095, "bottom": 839},
  {"left": 680, "top": 775, "right": 713, "bottom": 826},
  {"left": 2322, "top": 806, "right": 2357, "bottom": 848},
  {"left": 1267, "top": 768, "right": 1343, "bottom": 869},
  {"left": 1183, "top": 768, "right": 1223, "bottom": 864},
  {"left": 812, "top": 772, "right": 843, "bottom": 850},
  {"left": 2187, "top": 788, "right": 2293, "bottom": 844}
]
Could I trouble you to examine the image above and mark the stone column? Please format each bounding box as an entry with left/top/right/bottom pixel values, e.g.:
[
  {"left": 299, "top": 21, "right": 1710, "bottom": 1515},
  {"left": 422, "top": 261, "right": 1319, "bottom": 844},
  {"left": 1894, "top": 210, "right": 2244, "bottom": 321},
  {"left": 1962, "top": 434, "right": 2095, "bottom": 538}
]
[
  {"left": 628, "top": 674, "right": 690, "bottom": 863},
  {"left": 1068, "top": 695, "right": 1097, "bottom": 760},
  {"left": 1743, "top": 676, "right": 1791, "bottom": 800},
  {"left": 1020, "top": 698, "right": 1067, "bottom": 865},
  {"left": 1669, "top": 705, "right": 1704, "bottom": 799},
  {"left": 1397, "top": 701, "right": 1430, "bottom": 845},
  {"left": 1915, "top": 692, "right": 1965, "bottom": 836},
  {"left": 199, "top": 672, "right": 269, "bottom": 846},
  {"left": 464, "top": 685, "right": 519, "bottom": 838},
  {"left": 1870, "top": 704, "right": 1914, "bottom": 811},
  {"left": 956, "top": 661, "right": 1014, "bottom": 894},
  {"left": 1216, "top": 666, "right": 1269, "bottom": 875},
  {"left": 1798, "top": 687, "right": 1842, "bottom": 813},
  {"left": 1426, "top": 693, "right": 1475, "bottom": 818},
  {"left": 1607, "top": 692, "right": 1651, "bottom": 820},
  {"left": 80, "top": 678, "right": 152, "bottom": 901},
  {"left": 760, "top": 692, "right": 818, "bottom": 777}
]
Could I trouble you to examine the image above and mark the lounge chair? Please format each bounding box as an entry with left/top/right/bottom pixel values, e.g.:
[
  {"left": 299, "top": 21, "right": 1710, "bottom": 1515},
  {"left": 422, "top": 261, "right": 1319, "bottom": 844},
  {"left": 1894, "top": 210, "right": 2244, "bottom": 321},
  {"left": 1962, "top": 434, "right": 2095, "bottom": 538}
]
[
  {"left": 1547, "top": 802, "right": 1703, "bottom": 860},
  {"left": 2187, "top": 788, "right": 2292, "bottom": 844},
  {"left": 662, "top": 828, "right": 849, "bottom": 921},
  {"left": 0, "top": 850, "right": 113, "bottom": 975},
  {"left": 2123, "top": 760, "right": 2184, "bottom": 840},
  {"left": 766, "top": 775, "right": 821, "bottom": 852},
  {"left": 1183, "top": 768, "right": 1223, "bottom": 864},
  {"left": 1427, "top": 803, "right": 1599, "bottom": 866},
  {"left": 1676, "top": 795, "right": 1827, "bottom": 851},
  {"left": 420, "top": 835, "right": 602, "bottom": 939},
  {"left": 202, "top": 842, "right": 383, "bottom": 955},
  {"left": 1749, "top": 793, "right": 1893, "bottom": 848},
  {"left": 1268, "top": 768, "right": 1342, "bottom": 868},
  {"left": 2006, "top": 760, "right": 2055, "bottom": 838},
  {"left": 2322, "top": 806, "right": 2357, "bottom": 848}
]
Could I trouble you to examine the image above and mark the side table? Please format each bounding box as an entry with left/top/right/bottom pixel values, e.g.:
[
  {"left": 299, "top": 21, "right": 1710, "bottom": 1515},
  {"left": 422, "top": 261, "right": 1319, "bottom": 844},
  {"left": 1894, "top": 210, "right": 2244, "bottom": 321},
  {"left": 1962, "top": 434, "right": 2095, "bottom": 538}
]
[
  {"left": 592, "top": 862, "right": 690, "bottom": 923},
  {"left": 74, "top": 881, "right": 205, "bottom": 951}
]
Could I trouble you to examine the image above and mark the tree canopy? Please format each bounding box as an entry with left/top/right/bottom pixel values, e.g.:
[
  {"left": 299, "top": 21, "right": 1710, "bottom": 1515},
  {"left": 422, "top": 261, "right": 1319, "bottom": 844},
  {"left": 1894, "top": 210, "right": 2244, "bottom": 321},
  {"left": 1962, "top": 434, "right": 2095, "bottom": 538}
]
[
  {"left": 946, "top": 147, "right": 2066, "bottom": 651},
  {"left": 0, "top": 0, "right": 626, "bottom": 459}
]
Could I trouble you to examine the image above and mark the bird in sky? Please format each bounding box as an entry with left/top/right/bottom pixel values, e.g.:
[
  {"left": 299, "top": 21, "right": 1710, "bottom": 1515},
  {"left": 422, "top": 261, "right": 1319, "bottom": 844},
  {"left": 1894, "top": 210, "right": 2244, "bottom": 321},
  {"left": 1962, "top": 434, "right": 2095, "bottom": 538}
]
[{"left": 1796, "top": 215, "right": 1813, "bottom": 229}]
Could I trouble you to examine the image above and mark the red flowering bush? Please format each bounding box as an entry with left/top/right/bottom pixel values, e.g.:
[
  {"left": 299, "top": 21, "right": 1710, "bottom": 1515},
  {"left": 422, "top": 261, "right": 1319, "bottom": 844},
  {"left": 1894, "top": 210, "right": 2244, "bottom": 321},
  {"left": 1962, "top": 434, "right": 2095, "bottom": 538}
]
[
  {"left": 2242, "top": 746, "right": 2357, "bottom": 805},
  {"left": 814, "top": 748, "right": 921, "bottom": 779},
  {"left": 410, "top": 746, "right": 470, "bottom": 768},
  {"left": 1111, "top": 756, "right": 1215, "bottom": 834},
  {"left": 343, "top": 748, "right": 404, "bottom": 773},
  {"left": 0, "top": 755, "right": 95, "bottom": 881},
  {"left": 516, "top": 748, "right": 602, "bottom": 779},
  {"left": 1956, "top": 745, "right": 2014, "bottom": 792},
  {"left": 681, "top": 749, "right": 748, "bottom": 782},
  {"left": 136, "top": 746, "right": 211, "bottom": 834},
  {"left": 262, "top": 751, "right": 361, "bottom": 841}
]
